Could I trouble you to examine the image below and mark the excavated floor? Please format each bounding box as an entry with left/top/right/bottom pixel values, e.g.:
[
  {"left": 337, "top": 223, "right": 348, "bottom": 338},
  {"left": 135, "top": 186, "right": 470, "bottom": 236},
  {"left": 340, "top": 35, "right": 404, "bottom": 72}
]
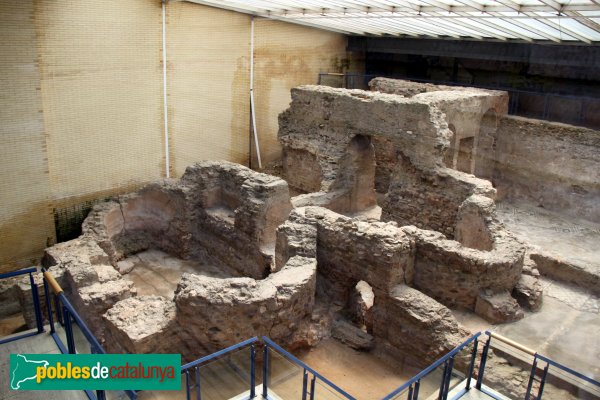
[
  {"left": 117, "top": 249, "right": 234, "bottom": 299},
  {"left": 453, "top": 278, "right": 600, "bottom": 381},
  {"left": 496, "top": 200, "right": 600, "bottom": 274},
  {"left": 138, "top": 338, "right": 419, "bottom": 400}
]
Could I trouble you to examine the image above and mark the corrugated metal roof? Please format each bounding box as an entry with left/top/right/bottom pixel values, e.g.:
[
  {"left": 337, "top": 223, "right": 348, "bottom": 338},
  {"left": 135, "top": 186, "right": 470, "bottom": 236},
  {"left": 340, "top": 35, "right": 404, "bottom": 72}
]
[{"left": 180, "top": 0, "right": 600, "bottom": 43}]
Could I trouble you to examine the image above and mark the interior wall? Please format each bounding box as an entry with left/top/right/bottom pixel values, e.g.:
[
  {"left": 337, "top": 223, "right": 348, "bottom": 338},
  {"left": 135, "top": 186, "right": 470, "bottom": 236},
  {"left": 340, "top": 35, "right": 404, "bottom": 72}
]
[
  {"left": 0, "top": 1, "right": 352, "bottom": 272},
  {"left": 166, "top": 3, "right": 251, "bottom": 177},
  {"left": 39, "top": 0, "right": 165, "bottom": 199},
  {"left": 0, "top": 0, "right": 54, "bottom": 272},
  {"left": 482, "top": 115, "right": 600, "bottom": 223}
]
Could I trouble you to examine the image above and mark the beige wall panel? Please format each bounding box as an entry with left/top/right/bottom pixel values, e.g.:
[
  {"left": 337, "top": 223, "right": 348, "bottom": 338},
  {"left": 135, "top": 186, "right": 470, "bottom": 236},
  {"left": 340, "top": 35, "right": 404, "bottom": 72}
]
[
  {"left": 253, "top": 19, "right": 349, "bottom": 164},
  {"left": 0, "top": 0, "right": 54, "bottom": 271},
  {"left": 38, "top": 0, "right": 164, "bottom": 198},
  {"left": 167, "top": 4, "right": 251, "bottom": 177}
]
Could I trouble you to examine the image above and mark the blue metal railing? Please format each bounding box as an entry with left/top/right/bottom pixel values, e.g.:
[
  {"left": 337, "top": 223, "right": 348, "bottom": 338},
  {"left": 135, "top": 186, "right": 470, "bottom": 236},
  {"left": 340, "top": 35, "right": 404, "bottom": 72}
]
[
  {"left": 383, "top": 330, "right": 600, "bottom": 400},
  {"left": 480, "top": 330, "right": 600, "bottom": 400},
  {"left": 6, "top": 266, "right": 599, "bottom": 400},
  {"left": 0, "top": 267, "right": 44, "bottom": 345},
  {"left": 181, "top": 337, "right": 259, "bottom": 400},
  {"left": 181, "top": 336, "right": 356, "bottom": 400},
  {"left": 382, "top": 332, "right": 481, "bottom": 400},
  {"left": 40, "top": 268, "right": 137, "bottom": 400},
  {"left": 262, "top": 336, "right": 356, "bottom": 400}
]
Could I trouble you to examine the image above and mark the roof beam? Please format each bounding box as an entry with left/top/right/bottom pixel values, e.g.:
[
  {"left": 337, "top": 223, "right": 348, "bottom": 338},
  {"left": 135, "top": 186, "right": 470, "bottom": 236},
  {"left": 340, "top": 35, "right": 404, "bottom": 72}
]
[
  {"left": 417, "top": 0, "right": 535, "bottom": 41},
  {"left": 565, "top": 10, "right": 600, "bottom": 34},
  {"left": 492, "top": 0, "right": 594, "bottom": 42}
]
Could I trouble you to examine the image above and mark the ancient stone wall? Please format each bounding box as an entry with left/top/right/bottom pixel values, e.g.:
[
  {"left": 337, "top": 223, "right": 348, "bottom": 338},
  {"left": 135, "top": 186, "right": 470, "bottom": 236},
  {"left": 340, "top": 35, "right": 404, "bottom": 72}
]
[
  {"left": 478, "top": 115, "right": 600, "bottom": 223},
  {"left": 278, "top": 85, "right": 502, "bottom": 240},
  {"left": 369, "top": 77, "right": 508, "bottom": 175},
  {"left": 174, "top": 255, "right": 317, "bottom": 354},
  {"left": 279, "top": 85, "right": 450, "bottom": 193},
  {"left": 24, "top": 162, "right": 319, "bottom": 360},
  {"left": 382, "top": 163, "right": 496, "bottom": 236},
  {"left": 81, "top": 161, "right": 292, "bottom": 280},
  {"left": 375, "top": 285, "right": 470, "bottom": 366},
  {"left": 275, "top": 207, "right": 470, "bottom": 364}
]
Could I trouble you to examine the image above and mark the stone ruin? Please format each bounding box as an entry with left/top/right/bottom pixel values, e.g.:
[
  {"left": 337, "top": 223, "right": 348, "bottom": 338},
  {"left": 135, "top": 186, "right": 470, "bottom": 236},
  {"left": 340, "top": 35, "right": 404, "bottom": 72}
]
[{"left": 11, "top": 79, "right": 552, "bottom": 369}]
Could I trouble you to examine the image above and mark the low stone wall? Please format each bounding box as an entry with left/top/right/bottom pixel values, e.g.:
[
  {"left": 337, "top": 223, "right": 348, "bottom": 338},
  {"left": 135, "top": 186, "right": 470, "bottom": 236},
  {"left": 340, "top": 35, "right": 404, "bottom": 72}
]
[
  {"left": 404, "top": 224, "right": 526, "bottom": 313},
  {"left": 382, "top": 164, "right": 496, "bottom": 237},
  {"left": 375, "top": 285, "right": 470, "bottom": 366},
  {"left": 82, "top": 161, "right": 292, "bottom": 280},
  {"left": 478, "top": 115, "right": 600, "bottom": 223},
  {"left": 174, "top": 255, "right": 317, "bottom": 354}
]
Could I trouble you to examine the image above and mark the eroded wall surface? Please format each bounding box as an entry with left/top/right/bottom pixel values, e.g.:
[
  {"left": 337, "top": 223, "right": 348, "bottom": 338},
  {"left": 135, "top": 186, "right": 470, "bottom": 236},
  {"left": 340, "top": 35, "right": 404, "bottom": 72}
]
[{"left": 479, "top": 115, "right": 600, "bottom": 223}]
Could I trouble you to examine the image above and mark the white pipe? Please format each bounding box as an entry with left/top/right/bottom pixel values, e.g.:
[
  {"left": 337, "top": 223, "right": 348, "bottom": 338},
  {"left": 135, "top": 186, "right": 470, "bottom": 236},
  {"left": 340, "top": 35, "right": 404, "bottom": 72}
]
[
  {"left": 250, "top": 16, "right": 262, "bottom": 169},
  {"left": 162, "top": 1, "right": 171, "bottom": 178}
]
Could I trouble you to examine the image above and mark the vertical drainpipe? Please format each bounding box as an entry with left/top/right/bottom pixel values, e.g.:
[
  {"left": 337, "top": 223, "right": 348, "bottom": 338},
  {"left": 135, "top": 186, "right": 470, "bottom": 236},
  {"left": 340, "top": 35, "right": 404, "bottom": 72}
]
[
  {"left": 250, "top": 16, "right": 263, "bottom": 169},
  {"left": 162, "top": 0, "right": 171, "bottom": 178}
]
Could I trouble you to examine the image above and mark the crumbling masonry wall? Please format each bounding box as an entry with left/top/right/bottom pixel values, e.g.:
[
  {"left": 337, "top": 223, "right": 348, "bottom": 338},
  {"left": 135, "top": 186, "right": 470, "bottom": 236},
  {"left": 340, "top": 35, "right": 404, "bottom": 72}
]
[
  {"left": 476, "top": 115, "right": 600, "bottom": 224},
  {"left": 31, "top": 162, "right": 315, "bottom": 360},
  {"left": 277, "top": 85, "right": 532, "bottom": 324}
]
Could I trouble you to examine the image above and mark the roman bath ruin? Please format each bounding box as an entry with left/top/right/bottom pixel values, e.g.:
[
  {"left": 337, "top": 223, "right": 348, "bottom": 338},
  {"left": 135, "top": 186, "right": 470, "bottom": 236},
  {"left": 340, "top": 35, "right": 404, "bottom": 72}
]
[{"left": 2, "top": 79, "right": 599, "bottom": 399}]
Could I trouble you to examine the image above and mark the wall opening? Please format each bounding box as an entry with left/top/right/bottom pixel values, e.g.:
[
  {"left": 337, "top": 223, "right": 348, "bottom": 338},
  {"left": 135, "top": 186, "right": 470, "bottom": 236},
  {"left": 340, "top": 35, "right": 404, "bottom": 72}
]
[
  {"left": 456, "top": 136, "right": 475, "bottom": 173},
  {"left": 443, "top": 124, "right": 457, "bottom": 168}
]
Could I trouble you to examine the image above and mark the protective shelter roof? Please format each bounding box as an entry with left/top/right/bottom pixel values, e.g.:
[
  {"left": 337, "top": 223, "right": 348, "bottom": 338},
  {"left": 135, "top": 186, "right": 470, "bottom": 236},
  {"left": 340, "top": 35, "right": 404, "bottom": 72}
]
[{"left": 184, "top": 0, "right": 600, "bottom": 43}]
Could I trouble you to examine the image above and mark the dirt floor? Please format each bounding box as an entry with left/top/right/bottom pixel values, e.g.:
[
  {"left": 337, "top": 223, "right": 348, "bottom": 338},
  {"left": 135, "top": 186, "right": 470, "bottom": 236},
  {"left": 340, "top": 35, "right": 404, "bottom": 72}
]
[
  {"left": 453, "top": 277, "right": 600, "bottom": 382},
  {"left": 295, "top": 338, "right": 417, "bottom": 399},
  {"left": 118, "top": 249, "right": 233, "bottom": 299},
  {"left": 496, "top": 200, "right": 600, "bottom": 274},
  {"left": 0, "top": 313, "right": 26, "bottom": 337}
]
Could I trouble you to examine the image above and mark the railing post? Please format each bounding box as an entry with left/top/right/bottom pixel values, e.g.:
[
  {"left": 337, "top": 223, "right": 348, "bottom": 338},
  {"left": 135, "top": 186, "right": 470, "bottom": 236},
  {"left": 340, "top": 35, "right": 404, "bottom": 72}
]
[
  {"left": 438, "top": 360, "right": 449, "bottom": 400},
  {"left": 29, "top": 272, "right": 44, "bottom": 333},
  {"left": 310, "top": 375, "right": 316, "bottom": 400},
  {"left": 302, "top": 369, "right": 308, "bottom": 400},
  {"left": 195, "top": 365, "right": 201, "bottom": 400},
  {"left": 476, "top": 335, "right": 491, "bottom": 390},
  {"left": 250, "top": 344, "right": 256, "bottom": 399},
  {"left": 96, "top": 390, "right": 106, "bottom": 400},
  {"left": 185, "top": 369, "right": 191, "bottom": 400},
  {"left": 525, "top": 356, "right": 539, "bottom": 400},
  {"left": 262, "top": 344, "right": 269, "bottom": 398},
  {"left": 42, "top": 275, "right": 55, "bottom": 334},
  {"left": 54, "top": 295, "right": 64, "bottom": 325},
  {"left": 442, "top": 357, "right": 455, "bottom": 400},
  {"left": 63, "top": 306, "right": 75, "bottom": 354},
  {"left": 408, "top": 385, "right": 414, "bottom": 400},
  {"left": 465, "top": 339, "right": 478, "bottom": 390},
  {"left": 536, "top": 363, "right": 550, "bottom": 400},
  {"left": 414, "top": 380, "right": 420, "bottom": 400}
]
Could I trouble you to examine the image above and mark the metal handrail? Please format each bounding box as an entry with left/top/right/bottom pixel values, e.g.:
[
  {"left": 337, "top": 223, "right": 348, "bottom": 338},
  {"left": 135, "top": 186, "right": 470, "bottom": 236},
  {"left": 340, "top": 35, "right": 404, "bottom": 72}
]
[
  {"left": 480, "top": 330, "right": 600, "bottom": 400},
  {"left": 0, "top": 267, "right": 44, "bottom": 345},
  {"left": 0, "top": 267, "right": 37, "bottom": 279},
  {"left": 262, "top": 336, "right": 357, "bottom": 400},
  {"left": 488, "top": 331, "right": 536, "bottom": 356},
  {"left": 382, "top": 332, "right": 481, "bottom": 400},
  {"left": 535, "top": 354, "right": 600, "bottom": 389},
  {"left": 41, "top": 267, "right": 137, "bottom": 400},
  {"left": 181, "top": 337, "right": 259, "bottom": 370}
]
